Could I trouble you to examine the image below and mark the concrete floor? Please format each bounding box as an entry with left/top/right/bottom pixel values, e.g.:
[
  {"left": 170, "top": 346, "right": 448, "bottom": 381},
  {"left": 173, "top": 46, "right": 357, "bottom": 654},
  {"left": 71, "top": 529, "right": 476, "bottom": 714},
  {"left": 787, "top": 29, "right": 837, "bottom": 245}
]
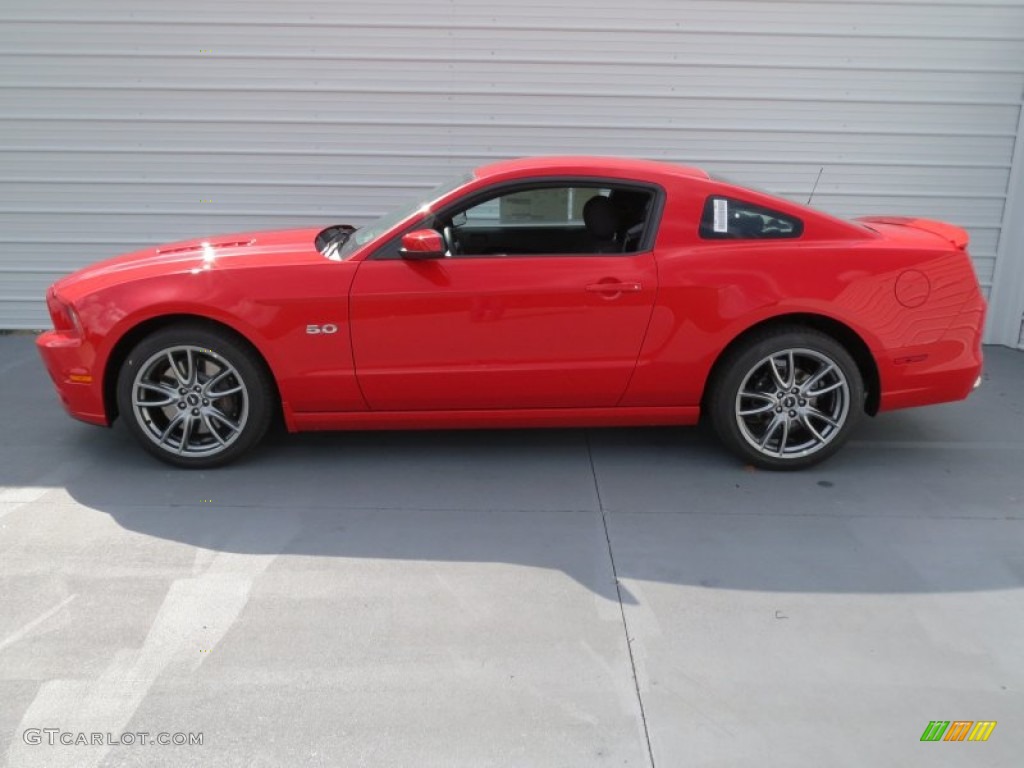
[{"left": 1, "top": 334, "right": 1022, "bottom": 767}]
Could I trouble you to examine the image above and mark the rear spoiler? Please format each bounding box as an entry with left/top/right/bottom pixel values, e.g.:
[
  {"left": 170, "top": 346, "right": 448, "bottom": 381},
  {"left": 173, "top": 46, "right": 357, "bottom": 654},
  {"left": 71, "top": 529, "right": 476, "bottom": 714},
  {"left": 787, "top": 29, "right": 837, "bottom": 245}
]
[{"left": 856, "top": 216, "right": 969, "bottom": 250}]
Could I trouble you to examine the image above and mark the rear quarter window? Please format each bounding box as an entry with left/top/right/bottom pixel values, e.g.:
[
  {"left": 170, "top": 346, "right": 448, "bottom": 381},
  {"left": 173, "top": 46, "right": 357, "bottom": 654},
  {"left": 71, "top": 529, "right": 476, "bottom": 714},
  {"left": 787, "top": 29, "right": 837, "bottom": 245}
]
[{"left": 699, "top": 196, "right": 803, "bottom": 240}]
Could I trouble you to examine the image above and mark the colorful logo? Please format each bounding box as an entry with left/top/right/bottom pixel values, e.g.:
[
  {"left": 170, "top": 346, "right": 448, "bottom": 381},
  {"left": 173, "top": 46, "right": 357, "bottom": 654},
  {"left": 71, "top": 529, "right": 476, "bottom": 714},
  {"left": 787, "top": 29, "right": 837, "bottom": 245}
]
[{"left": 920, "top": 721, "right": 997, "bottom": 742}]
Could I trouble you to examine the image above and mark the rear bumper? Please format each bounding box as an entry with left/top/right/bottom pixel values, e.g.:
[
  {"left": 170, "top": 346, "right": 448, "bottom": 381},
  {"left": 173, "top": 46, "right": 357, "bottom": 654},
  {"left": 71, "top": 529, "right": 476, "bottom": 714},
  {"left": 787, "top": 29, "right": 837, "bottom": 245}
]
[
  {"left": 878, "top": 346, "right": 983, "bottom": 411},
  {"left": 36, "top": 330, "right": 108, "bottom": 426},
  {"left": 877, "top": 298, "right": 986, "bottom": 412}
]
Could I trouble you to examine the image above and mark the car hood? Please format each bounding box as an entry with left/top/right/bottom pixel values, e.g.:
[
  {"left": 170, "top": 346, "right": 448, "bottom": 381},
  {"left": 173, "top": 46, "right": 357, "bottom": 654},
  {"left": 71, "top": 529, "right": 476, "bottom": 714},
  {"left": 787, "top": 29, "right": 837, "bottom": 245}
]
[{"left": 53, "top": 227, "right": 328, "bottom": 297}]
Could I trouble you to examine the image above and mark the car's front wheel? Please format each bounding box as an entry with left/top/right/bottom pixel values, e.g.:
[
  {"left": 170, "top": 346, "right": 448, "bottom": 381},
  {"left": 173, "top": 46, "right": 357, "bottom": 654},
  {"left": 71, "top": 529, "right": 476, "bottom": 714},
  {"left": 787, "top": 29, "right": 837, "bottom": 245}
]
[
  {"left": 116, "top": 324, "right": 274, "bottom": 468},
  {"left": 707, "top": 327, "right": 864, "bottom": 470}
]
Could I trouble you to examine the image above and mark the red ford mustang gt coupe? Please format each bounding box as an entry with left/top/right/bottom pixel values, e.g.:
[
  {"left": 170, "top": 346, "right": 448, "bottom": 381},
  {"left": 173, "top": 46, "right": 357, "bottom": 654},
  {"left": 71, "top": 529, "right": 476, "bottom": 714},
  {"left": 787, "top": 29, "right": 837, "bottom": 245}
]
[{"left": 37, "top": 157, "right": 985, "bottom": 469}]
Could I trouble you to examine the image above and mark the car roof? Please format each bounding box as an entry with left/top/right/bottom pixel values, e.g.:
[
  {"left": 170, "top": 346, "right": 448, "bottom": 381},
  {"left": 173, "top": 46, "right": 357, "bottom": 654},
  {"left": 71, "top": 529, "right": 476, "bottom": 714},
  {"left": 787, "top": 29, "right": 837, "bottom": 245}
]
[{"left": 474, "top": 156, "right": 710, "bottom": 182}]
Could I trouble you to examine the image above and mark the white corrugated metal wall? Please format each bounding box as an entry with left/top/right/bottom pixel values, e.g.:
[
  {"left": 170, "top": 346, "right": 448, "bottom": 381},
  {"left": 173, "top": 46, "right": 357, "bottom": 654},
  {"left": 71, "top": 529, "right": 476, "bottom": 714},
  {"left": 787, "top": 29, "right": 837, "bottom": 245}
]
[{"left": 2, "top": 0, "right": 1023, "bottom": 344}]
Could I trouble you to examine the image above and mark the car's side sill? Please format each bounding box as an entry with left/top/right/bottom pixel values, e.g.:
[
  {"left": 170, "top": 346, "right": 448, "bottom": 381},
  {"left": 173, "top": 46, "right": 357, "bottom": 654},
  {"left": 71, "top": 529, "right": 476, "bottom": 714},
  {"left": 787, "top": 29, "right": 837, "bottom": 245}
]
[{"left": 290, "top": 406, "right": 700, "bottom": 432}]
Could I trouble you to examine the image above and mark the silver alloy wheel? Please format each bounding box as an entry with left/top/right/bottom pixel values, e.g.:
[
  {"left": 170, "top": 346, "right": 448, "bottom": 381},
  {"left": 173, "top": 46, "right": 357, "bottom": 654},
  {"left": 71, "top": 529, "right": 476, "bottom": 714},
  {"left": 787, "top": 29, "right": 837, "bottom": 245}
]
[
  {"left": 131, "top": 345, "right": 249, "bottom": 458},
  {"left": 734, "top": 347, "right": 850, "bottom": 460}
]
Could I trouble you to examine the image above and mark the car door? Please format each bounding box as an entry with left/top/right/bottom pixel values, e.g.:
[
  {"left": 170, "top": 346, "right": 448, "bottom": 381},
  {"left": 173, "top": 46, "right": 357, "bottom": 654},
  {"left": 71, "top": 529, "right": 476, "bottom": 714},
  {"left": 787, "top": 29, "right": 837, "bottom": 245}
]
[{"left": 348, "top": 183, "right": 660, "bottom": 411}]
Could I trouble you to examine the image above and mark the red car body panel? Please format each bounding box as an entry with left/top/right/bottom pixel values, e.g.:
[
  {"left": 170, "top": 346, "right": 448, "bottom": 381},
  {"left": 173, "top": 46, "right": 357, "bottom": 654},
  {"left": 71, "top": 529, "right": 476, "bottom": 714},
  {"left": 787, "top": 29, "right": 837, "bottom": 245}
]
[
  {"left": 37, "top": 156, "right": 985, "bottom": 434},
  {"left": 349, "top": 253, "right": 659, "bottom": 410}
]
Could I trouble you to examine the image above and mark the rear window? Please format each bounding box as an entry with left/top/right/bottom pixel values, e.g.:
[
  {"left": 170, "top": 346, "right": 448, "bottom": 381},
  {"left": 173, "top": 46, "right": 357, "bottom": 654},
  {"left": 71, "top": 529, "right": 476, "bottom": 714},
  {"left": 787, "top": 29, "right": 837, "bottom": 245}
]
[{"left": 699, "top": 196, "right": 803, "bottom": 240}]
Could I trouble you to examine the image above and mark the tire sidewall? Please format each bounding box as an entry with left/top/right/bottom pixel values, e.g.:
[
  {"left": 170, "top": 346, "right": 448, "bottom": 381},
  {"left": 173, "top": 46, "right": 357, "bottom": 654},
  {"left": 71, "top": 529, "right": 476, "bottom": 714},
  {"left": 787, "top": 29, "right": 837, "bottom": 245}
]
[
  {"left": 710, "top": 329, "right": 864, "bottom": 470},
  {"left": 116, "top": 325, "right": 273, "bottom": 468}
]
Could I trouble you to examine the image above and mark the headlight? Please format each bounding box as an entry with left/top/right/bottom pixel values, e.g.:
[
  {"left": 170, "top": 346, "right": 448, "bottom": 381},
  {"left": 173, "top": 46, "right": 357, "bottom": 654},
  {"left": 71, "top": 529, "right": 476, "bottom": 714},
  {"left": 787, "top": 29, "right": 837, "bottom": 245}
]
[{"left": 46, "top": 287, "right": 82, "bottom": 335}]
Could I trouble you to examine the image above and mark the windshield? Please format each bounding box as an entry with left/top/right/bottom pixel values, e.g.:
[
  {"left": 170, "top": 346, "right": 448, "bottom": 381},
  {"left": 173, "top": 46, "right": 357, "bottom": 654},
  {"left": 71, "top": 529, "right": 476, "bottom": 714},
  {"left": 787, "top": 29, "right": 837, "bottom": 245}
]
[{"left": 337, "top": 171, "right": 474, "bottom": 258}]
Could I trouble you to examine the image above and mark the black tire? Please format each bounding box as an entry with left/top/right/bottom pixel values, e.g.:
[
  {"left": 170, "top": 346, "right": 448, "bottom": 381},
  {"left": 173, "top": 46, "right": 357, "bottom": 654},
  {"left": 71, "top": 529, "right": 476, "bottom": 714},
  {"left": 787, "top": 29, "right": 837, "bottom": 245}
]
[
  {"left": 116, "top": 323, "right": 275, "bottom": 468},
  {"left": 707, "top": 326, "right": 864, "bottom": 470}
]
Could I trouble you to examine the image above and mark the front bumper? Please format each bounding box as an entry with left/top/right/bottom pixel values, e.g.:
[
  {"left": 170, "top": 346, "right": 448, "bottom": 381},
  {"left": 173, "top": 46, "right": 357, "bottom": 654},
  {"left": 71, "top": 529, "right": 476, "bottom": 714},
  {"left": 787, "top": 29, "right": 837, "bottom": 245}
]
[{"left": 36, "top": 330, "right": 108, "bottom": 426}]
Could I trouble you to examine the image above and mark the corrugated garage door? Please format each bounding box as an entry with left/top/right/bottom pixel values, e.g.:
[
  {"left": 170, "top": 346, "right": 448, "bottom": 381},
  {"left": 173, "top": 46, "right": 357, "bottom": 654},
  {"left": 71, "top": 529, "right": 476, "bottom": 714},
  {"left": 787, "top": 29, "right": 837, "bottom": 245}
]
[{"left": 2, "top": 0, "right": 1023, "bottom": 340}]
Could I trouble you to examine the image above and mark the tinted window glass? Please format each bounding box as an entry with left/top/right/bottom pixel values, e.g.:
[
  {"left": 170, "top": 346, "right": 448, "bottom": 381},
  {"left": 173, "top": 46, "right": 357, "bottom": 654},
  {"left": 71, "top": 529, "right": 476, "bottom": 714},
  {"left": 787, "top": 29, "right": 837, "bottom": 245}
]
[
  {"left": 699, "top": 196, "right": 803, "bottom": 240},
  {"left": 461, "top": 187, "right": 611, "bottom": 226},
  {"left": 436, "top": 184, "right": 655, "bottom": 257}
]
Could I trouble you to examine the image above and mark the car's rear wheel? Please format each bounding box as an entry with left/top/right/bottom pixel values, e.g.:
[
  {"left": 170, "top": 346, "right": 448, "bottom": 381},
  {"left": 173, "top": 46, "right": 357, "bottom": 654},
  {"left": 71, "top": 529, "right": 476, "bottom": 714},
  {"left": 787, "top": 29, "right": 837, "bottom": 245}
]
[
  {"left": 116, "top": 324, "right": 274, "bottom": 468},
  {"left": 707, "top": 327, "right": 864, "bottom": 470}
]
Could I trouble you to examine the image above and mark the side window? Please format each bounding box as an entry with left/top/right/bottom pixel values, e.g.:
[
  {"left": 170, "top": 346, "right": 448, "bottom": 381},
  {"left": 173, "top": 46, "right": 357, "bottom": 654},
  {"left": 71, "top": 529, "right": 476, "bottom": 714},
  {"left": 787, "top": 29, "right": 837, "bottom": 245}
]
[
  {"left": 436, "top": 184, "right": 655, "bottom": 257},
  {"left": 699, "top": 196, "right": 803, "bottom": 240},
  {"left": 462, "top": 187, "right": 604, "bottom": 226}
]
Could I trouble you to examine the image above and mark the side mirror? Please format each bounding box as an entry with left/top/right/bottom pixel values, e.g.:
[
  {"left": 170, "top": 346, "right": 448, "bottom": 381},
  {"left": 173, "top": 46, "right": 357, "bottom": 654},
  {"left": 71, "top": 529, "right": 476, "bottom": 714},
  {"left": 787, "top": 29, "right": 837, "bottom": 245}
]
[{"left": 399, "top": 229, "right": 446, "bottom": 260}]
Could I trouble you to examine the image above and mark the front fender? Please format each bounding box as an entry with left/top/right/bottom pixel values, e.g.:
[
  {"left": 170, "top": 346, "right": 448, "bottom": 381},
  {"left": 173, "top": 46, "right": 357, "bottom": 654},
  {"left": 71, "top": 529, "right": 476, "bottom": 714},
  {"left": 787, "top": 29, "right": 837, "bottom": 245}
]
[{"left": 75, "top": 264, "right": 366, "bottom": 424}]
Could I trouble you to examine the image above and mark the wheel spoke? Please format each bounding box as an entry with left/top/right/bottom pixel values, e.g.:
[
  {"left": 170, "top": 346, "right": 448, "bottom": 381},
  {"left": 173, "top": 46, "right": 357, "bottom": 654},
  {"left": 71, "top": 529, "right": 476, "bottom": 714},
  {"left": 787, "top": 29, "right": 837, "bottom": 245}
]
[
  {"left": 167, "top": 349, "right": 194, "bottom": 387},
  {"left": 203, "top": 366, "right": 244, "bottom": 398},
  {"left": 769, "top": 356, "right": 789, "bottom": 390},
  {"left": 177, "top": 414, "right": 193, "bottom": 455},
  {"left": 159, "top": 411, "right": 186, "bottom": 446},
  {"left": 202, "top": 367, "right": 231, "bottom": 395},
  {"left": 800, "top": 363, "right": 835, "bottom": 394},
  {"left": 777, "top": 419, "right": 790, "bottom": 456},
  {"left": 209, "top": 383, "right": 244, "bottom": 398},
  {"left": 200, "top": 411, "right": 227, "bottom": 446},
  {"left": 165, "top": 351, "right": 181, "bottom": 385},
  {"left": 759, "top": 415, "right": 783, "bottom": 449},
  {"left": 807, "top": 379, "right": 844, "bottom": 397},
  {"left": 183, "top": 348, "right": 195, "bottom": 385},
  {"left": 134, "top": 382, "right": 178, "bottom": 407},
  {"left": 208, "top": 407, "right": 242, "bottom": 434},
  {"left": 800, "top": 412, "right": 826, "bottom": 443},
  {"left": 739, "top": 402, "right": 776, "bottom": 416},
  {"left": 806, "top": 407, "right": 840, "bottom": 429}
]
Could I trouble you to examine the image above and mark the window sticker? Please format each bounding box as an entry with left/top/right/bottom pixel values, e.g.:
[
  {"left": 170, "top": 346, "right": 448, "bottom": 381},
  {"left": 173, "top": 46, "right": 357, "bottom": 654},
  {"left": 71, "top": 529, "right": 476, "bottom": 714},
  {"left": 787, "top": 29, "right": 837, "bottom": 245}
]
[
  {"left": 713, "top": 199, "right": 729, "bottom": 232},
  {"left": 699, "top": 195, "right": 803, "bottom": 240},
  {"left": 499, "top": 188, "right": 570, "bottom": 223}
]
